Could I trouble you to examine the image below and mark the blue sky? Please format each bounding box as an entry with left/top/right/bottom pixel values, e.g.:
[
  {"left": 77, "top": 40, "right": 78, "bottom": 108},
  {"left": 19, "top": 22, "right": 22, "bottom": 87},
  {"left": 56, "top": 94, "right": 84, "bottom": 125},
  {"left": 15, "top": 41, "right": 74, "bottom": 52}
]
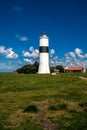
[{"left": 0, "top": 0, "right": 87, "bottom": 72}]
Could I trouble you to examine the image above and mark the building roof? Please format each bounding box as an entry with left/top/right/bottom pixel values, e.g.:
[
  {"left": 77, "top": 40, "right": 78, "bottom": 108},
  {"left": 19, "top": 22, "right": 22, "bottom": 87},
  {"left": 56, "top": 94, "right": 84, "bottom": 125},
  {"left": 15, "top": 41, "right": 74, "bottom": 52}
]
[{"left": 65, "top": 66, "right": 84, "bottom": 71}]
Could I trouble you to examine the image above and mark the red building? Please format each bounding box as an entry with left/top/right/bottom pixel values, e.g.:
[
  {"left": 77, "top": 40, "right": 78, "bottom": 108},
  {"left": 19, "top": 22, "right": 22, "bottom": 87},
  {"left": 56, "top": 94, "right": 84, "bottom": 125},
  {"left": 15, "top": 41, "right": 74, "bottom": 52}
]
[{"left": 65, "top": 66, "right": 85, "bottom": 73}]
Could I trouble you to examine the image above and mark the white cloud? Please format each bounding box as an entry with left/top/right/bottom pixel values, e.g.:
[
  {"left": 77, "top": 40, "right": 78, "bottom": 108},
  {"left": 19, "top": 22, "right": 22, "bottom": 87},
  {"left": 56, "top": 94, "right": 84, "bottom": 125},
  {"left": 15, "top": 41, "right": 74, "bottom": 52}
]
[
  {"left": 84, "top": 54, "right": 87, "bottom": 58},
  {"left": 50, "top": 56, "right": 58, "bottom": 66},
  {"left": 50, "top": 49, "right": 55, "bottom": 55},
  {"left": 69, "top": 52, "right": 76, "bottom": 58},
  {"left": 16, "top": 35, "right": 29, "bottom": 42},
  {"left": 0, "top": 46, "right": 18, "bottom": 59},
  {"left": 49, "top": 49, "right": 59, "bottom": 66},
  {"left": 22, "top": 51, "right": 30, "bottom": 57},
  {"left": 65, "top": 48, "right": 85, "bottom": 59},
  {"left": 19, "top": 36, "right": 28, "bottom": 42},
  {"left": 24, "top": 59, "right": 33, "bottom": 64},
  {"left": 78, "top": 54, "right": 84, "bottom": 58},
  {"left": 50, "top": 49, "right": 55, "bottom": 58},
  {"left": 6, "top": 48, "right": 18, "bottom": 59},
  {"left": 22, "top": 46, "right": 59, "bottom": 66},
  {"left": 29, "top": 46, "right": 34, "bottom": 51},
  {"left": 75, "top": 48, "right": 82, "bottom": 55},
  {"left": 22, "top": 47, "right": 87, "bottom": 68},
  {"left": 29, "top": 46, "right": 39, "bottom": 59},
  {"left": 75, "top": 48, "right": 84, "bottom": 58},
  {"left": 22, "top": 46, "right": 39, "bottom": 59},
  {"left": 62, "top": 48, "right": 87, "bottom": 68},
  {"left": 1, "top": 45, "right": 87, "bottom": 72},
  {"left": 0, "top": 46, "right": 6, "bottom": 53}
]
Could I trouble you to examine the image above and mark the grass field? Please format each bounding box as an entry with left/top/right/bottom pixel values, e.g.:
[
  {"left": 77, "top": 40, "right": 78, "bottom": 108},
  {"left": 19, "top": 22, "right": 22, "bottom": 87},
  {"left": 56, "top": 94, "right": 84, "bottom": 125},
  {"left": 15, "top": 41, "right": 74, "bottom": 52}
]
[{"left": 0, "top": 73, "right": 87, "bottom": 130}]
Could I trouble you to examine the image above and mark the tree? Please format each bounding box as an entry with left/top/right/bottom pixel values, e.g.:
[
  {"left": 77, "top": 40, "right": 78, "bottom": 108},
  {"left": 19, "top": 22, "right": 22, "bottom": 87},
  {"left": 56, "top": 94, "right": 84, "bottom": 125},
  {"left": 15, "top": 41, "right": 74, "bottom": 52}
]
[
  {"left": 16, "top": 62, "right": 39, "bottom": 74},
  {"left": 56, "top": 65, "right": 64, "bottom": 73},
  {"left": 50, "top": 67, "right": 55, "bottom": 73},
  {"left": 34, "top": 61, "right": 39, "bottom": 72}
]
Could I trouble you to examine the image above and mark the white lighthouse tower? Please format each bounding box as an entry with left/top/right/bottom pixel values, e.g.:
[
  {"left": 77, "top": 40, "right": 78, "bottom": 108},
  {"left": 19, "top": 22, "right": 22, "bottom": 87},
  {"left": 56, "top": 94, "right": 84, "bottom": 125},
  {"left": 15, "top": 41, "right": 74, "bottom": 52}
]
[{"left": 38, "top": 32, "right": 50, "bottom": 74}]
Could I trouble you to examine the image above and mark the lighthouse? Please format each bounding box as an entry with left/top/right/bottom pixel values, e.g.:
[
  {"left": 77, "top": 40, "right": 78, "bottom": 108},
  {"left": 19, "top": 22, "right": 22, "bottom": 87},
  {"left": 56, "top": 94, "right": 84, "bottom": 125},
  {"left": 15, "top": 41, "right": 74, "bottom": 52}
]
[{"left": 38, "top": 32, "right": 50, "bottom": 74}]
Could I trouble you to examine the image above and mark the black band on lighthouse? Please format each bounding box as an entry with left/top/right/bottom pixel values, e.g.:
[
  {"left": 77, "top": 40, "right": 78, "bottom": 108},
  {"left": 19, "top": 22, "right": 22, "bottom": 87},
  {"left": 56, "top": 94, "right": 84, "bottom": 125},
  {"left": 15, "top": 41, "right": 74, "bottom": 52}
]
[{"left": 39, "top": 46, "right": 48, "bottom": 53}]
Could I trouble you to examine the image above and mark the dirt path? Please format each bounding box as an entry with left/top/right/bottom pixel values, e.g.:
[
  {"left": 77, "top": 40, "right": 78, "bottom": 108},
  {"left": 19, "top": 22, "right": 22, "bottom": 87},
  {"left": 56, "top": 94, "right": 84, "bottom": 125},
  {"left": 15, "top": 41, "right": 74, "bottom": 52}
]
[{"left": 79, "top": 76, "right": 87, "bottom": 80}]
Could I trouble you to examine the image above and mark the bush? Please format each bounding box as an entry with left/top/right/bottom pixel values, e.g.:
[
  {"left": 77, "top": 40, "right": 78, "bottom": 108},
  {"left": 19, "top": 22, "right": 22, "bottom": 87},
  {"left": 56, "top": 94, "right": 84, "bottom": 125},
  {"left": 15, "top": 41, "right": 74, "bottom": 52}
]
[
  {"left": 16, "top": 62, "right": 39, "bottom": 74},
  {"left": 49, "top": 103, "right": 67, "bottom": 111},
  {"left": 58, "top": 103, "right": 67, "bottom": 110},
  {"left": 79, "top": 102, "right": 87, "bottom": 107},
  {"left": 49, "top": 105, "right": 58, "bottom": 111},
  {"left": 24, "top": 104, "right": 39, "bottom": 113},
  {"left": 56, "top": 65, "right": 64, "bottom": 73},
  {"left": 79, "top": 102, "right": 87, "bottom": 111}
]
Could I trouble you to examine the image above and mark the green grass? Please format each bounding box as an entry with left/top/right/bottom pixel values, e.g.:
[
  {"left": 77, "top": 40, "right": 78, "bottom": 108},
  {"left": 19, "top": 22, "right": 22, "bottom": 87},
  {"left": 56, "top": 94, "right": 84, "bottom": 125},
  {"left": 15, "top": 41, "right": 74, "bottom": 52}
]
[{"left": 0, "top": 73, "right": 87, "bottom": 130}]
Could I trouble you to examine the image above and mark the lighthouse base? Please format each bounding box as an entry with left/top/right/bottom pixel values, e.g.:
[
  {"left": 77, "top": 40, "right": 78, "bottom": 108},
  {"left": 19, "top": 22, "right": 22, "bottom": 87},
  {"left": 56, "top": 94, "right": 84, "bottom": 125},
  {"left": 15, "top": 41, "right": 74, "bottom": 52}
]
[{"left": 38, "top": 64, "right": 50, "bottom": 74}]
